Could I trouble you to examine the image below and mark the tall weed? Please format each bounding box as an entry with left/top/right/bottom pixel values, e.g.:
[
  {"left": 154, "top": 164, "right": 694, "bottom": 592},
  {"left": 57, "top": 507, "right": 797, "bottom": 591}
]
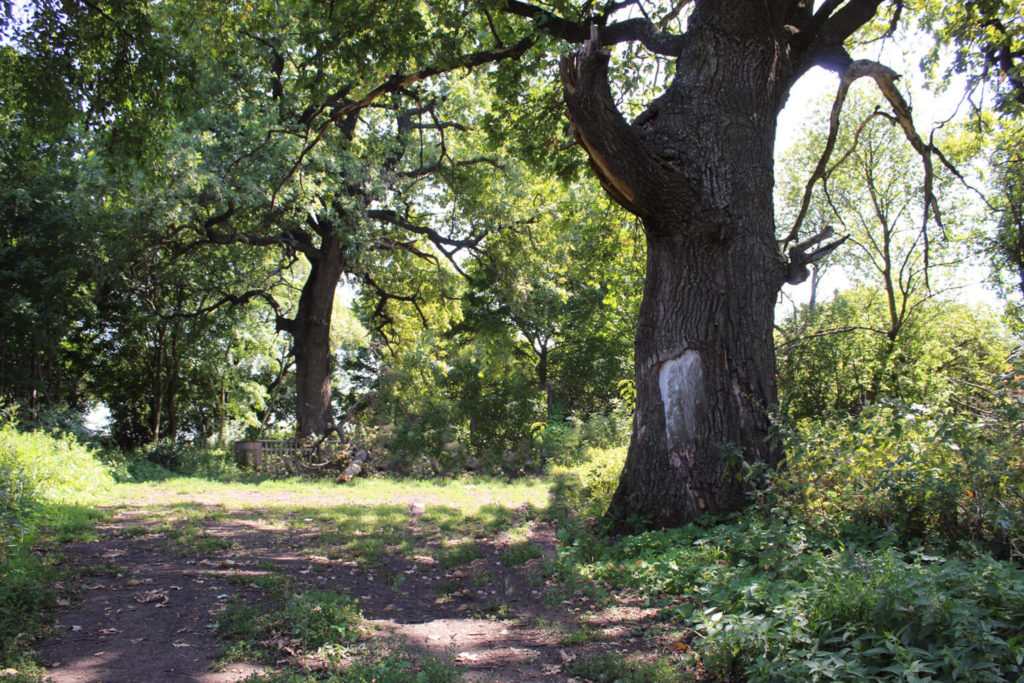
[
  {"left": 0, "top": 423, "right": 114, "bottom": 505},
  {"left": 579, "top": 515, "right": 1024, "bottom": 682},
  {"left": 779, "top": 400, "right": 1024, "bottom": 556},
  {"left": 0, "top": 420, "right": 114, "bottom": 666}
]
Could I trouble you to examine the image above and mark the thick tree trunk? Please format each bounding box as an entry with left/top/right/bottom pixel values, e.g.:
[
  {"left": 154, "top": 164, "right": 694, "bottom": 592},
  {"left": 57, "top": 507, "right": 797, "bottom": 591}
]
[
  {"left": 560, "top": 8, "right": 794, "bottom": 527},
  {"left": 609, "top": 223, "right": 783, "bottom": 526},
  {"left": 289, "top": 236, "right": 346, "bottom": 440}
]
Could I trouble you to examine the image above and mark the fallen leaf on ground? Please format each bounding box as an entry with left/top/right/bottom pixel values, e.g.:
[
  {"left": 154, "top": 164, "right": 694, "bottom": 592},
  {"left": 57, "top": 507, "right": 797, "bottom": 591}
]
[
  {"left": 98, "top": 628, "right": 120, "bottom": 635},
  {"left": 133, "top": 590, "right": 170, "bottom": 606}
]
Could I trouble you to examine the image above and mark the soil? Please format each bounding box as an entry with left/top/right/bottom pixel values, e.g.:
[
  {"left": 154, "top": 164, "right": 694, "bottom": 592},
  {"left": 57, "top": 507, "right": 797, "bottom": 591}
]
[{"left": 29, "top": 487, "right": 686, "bottom": 682}]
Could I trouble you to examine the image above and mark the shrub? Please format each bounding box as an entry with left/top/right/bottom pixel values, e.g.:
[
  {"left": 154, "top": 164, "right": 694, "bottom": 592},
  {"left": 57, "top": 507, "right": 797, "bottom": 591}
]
[
  {"left": 0, "top": 423, "right": 114, "bottom": 506},
  {"left": 550, "top": 445, "right": 626, "bottom": 519},
  {"left": 0, "top": 458, "right": 36, "bottom": 565},
  {"left": 777, "top": 400, "right": 1024, "bottom": 555},
  {"left": 777, "top": 292, "right": 1012, "bottom": 422},
  {"left": 0, "top": 419, "right": 113, "bottom": 667},
  {"left": 110, "top": 441, "right": 246, "bottom": 481}
]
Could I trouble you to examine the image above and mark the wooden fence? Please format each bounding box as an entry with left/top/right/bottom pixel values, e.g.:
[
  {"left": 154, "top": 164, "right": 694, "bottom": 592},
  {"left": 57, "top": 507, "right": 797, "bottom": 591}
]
[{"left": 234, "top": 439, "right": 347, "bottom": 470}]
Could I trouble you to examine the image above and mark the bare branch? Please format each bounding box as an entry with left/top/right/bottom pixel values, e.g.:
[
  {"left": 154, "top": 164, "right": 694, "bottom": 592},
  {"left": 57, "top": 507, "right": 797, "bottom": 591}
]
[
  {"left": 163, "top": 288, "right": 292, "bottom": 332},
  {"left": 396, "top": 155, "right": 506, "bottom": 180},
  {"left": 783, "top": 94, "right": 888, "bottom": 247},
  {"left": 366, "top": 208, "right": 483, "bottom": 250},
  {"left": 787, "top": 58, "right": 946, "bottom": 290},
  {"left": 776, "top": 324, "right": 891, "bottom": 352},
  {"left": 657, "top": 0, "right": 691, "bottom": 31}
]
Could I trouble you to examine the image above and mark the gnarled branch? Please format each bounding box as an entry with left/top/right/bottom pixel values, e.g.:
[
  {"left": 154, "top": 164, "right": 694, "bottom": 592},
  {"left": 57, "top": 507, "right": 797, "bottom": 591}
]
[
  {"left": 785, "top": 57, "right": 945, "bottom": 289},
  {"left": 502, "top": 0, "right": 687, "bottom": 55},
  {"left": 559, "top": 25, "right": 668, "bottom": 218},
  {"left": 270, "top": 36, "right": 535, "bottom": 210}
]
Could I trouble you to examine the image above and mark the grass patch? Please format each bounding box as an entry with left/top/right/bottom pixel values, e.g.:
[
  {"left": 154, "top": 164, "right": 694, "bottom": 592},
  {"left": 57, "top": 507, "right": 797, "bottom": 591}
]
[
  {"left": 217, "top": 587, "right": 363, "bottom": 665},
  {"left": 0, "top": 547, "right": 63, "bottom": 667},
  {"left": 566, "top": 652, "right": 690, "bottom": 682},
  {"left": 190, "top": 533, "right": 237, "bottom": 554},
  {"left": 286, "top": 590, "right": 363, "bottom": 649},
  {"left": 500, "top": 540, "right": 542, "bottom": 566},
  {"left": 36, "top": 504, "right": 110, "bottom": 545},
  {"left": 434, "top": 580, "right": 459, "bottom": 599},
  {"left": 559, "top": 625, "right": 600, "bottom": 645},
  {"left": 237, "top": 640, "right": 463, "bottom": 682},
  {"left": 102, "top": 475, "right": 551, "bottom": 572},
  {"left": 108, "top": 475, "right": 550, "bottom": 512},
  {"left": 437, "top": 540, "right": 482, "bottom": 569},
  {"left": 227, "top": 572, "right": 289, "bottom": 593}
]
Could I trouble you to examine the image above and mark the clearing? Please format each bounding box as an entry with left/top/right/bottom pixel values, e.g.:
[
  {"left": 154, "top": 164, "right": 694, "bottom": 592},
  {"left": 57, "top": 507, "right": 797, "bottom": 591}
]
[{"left": 31, "top": 477, "right": 687, "bottom": 682}]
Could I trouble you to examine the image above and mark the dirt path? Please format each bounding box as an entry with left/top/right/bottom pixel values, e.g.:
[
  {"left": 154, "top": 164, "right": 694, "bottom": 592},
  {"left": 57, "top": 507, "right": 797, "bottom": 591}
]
[{"left": 34, "top": 487, "right": 674, "bottom": 682}]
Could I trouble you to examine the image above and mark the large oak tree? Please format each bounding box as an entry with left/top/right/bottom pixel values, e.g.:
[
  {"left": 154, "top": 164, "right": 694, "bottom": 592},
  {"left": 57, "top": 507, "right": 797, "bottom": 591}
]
[
  {"left": 5, "top": 0, "right": 533, "bottom": 441},
  {"left": 5, "top": 0, "right": 983, "bottom": 526},
  {"left": 495, "top": 0, "right": 945, "bottom": 527}
]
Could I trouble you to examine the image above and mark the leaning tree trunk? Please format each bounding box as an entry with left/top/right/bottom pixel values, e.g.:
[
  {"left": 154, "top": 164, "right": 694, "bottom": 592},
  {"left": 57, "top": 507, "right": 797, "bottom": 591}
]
[
  {"left": 287, "top": 234, "right": 346, "bottom": 441},
  {"left": 560, "top": 12, "right": 794, "bottom": 528}
]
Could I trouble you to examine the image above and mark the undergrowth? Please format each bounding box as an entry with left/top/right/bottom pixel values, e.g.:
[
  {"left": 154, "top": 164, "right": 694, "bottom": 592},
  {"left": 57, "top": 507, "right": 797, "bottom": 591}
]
[
  {"left": 567, "top": 515, "right": 1024, "bottom": 681},
  {"left": 0, "top": 418, "right": 114, "bottom": 668},
  {"left": 549, "top": 401, "right": 1024, "bottom": 682}
]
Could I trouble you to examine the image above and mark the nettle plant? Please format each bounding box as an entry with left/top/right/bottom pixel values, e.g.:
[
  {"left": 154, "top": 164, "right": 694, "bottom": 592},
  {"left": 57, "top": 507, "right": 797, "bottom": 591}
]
[{"left": 779, "top": 397, "right": 1024, "bottom": 556}]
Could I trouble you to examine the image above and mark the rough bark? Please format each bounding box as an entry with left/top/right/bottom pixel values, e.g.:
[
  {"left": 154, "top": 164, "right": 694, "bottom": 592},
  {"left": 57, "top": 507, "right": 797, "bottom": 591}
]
[
  {"left": 288, "top": 232, "right": 346, "bottom": 440},
  {"left": 500, "top": 0, "right": 900, "bottom": 527},
  {"left": 561, "top": 7, "right": 796, "bottom": 527}
]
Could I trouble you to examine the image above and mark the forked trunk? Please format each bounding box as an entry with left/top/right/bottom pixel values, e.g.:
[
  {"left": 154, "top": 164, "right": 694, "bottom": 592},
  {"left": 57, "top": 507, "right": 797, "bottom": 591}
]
[{"left": 559, "top": 8, "right": 794, "bottom": 527}]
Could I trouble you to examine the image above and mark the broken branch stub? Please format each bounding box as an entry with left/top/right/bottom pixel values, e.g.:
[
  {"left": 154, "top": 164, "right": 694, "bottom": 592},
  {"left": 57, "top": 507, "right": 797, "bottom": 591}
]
[{"left": 786, "top": 225, "right": 850, "bottom": 285}]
